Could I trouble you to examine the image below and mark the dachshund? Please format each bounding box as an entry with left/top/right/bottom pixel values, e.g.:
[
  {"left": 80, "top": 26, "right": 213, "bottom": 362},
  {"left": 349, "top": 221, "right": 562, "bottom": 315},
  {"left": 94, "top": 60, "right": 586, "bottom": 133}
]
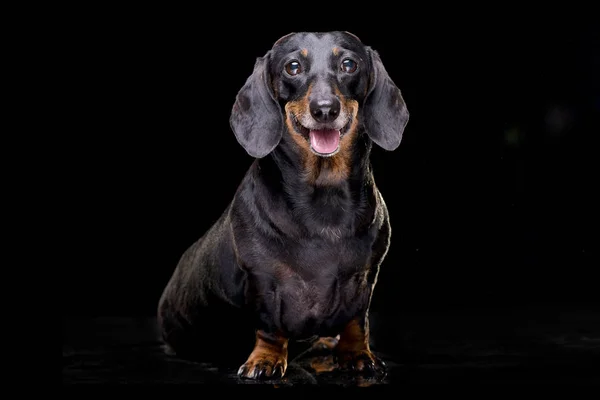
[{"left": 157, "top": 31, "right": 409, "bottom": 380}]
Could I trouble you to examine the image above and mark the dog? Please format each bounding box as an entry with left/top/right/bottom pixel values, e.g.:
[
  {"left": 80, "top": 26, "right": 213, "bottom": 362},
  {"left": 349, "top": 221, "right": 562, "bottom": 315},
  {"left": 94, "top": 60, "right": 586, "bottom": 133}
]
[{"left": 157, "top": 31, "right": 409, "bottom": 380}]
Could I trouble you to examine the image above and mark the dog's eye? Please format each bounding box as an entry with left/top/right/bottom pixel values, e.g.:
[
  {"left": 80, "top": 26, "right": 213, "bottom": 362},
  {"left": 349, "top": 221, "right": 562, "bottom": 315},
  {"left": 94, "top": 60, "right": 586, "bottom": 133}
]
[
  {"left": 341, "top": 58, "right": 358, "bottom": 73},
  {"left": 285, "top": 60, "right": 303, "bottom": 76}
]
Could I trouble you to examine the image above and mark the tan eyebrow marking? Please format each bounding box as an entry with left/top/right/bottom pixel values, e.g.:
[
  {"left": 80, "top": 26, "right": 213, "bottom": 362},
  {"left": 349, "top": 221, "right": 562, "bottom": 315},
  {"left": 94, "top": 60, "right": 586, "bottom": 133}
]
[
  {"left": 300, "top": 48, "right": 308, "bottom": 57},
  {"left": 332, "top": 47, "right": 339, "bottom": 56}
]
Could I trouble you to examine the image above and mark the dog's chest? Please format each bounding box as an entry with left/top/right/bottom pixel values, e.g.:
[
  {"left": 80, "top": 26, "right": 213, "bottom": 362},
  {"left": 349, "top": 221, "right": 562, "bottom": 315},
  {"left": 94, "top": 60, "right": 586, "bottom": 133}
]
[
  {"left": 263, "top": 238, "right": 372, "bottom": 337},
  {"left": 273, "top": 269, "right": 367, "bottom": 338}
]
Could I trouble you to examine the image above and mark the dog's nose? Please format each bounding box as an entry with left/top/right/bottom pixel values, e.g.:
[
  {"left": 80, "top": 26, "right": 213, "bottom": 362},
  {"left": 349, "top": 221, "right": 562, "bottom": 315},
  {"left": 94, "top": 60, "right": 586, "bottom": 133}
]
[{"left": 309, "top": 98, "right": 340, "bottom": 123}]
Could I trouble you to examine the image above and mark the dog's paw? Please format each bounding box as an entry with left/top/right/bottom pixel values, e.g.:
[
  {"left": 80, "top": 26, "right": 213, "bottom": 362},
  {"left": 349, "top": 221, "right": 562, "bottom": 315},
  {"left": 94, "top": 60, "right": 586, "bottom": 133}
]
[
  {"left": 336, "top": 350, "right": 386, "bottom": 376},
  {"left": 237, "top": 355, "right": 287, "bottom": 380}
]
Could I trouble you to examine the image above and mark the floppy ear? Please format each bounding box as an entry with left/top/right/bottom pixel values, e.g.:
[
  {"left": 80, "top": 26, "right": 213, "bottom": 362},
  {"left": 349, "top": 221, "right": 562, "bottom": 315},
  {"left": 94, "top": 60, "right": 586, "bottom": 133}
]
[
  {"left": 363, "top": 48, "right": 410, "bottom": 151},
  {"left": 230, "top": 52, "right": 283, "bottom": 158}
]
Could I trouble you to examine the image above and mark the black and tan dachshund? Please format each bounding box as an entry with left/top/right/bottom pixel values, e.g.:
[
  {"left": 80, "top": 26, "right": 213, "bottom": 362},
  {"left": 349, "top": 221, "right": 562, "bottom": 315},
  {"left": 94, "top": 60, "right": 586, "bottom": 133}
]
[{"left": 157, "top": 31, "right": 409, "bottom": 380}]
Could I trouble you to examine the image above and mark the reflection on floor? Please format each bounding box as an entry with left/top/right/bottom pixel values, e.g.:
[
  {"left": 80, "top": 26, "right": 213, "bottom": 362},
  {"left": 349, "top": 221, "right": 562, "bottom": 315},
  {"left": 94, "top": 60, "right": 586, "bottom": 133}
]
[{"left": 63, "top": 304, "right": 600, "bottom": 385}]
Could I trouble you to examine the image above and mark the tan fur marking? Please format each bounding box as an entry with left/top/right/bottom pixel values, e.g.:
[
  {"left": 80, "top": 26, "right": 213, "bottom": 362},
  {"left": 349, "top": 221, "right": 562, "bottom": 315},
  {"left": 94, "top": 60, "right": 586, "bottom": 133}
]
[
  {"left": 240, "top": 330, "right": 289, "bottom": 377},
  {"left": 335, "top": 317, "right": 384, "bottom": 373},
  {"left": 301, "top": 48, "right": 308, "bottom": 57},
  {"left": 285, "top": 84, "right": 319, "bottom": 183},
  {"left": 284, "top": 85, "right": 359, "bottom": 187},
  {"left": 332, "top": 47, "right": 339, "bottom": 56},
  {"left": 313, "top": 126, "right": 356, "bottom": 187},
  {"left": 337, "top": 318, "right": 370, "bottom": 354}
]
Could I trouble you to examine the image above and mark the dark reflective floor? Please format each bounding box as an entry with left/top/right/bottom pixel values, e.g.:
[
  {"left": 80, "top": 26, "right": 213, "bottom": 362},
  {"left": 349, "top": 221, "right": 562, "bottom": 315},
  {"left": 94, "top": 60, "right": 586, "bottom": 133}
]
[{"left": 63, "top": 304, "right": 600, "bottom": 386}]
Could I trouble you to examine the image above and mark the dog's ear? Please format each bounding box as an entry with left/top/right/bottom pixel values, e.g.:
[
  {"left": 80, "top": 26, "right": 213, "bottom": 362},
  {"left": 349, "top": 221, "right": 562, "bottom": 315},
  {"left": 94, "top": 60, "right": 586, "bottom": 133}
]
[
  {"left": 363, "top": 48, "right": 409, "bottom": 151},
  {"left": 230, "top": 52, "right": 283, "bottom": 158}
]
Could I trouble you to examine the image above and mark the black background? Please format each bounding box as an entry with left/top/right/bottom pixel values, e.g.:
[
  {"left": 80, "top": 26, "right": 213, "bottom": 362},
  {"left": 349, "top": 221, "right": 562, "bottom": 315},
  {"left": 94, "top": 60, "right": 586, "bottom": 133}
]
[{"left": 64, "top": 10, "right": 598, "bottom": 319}]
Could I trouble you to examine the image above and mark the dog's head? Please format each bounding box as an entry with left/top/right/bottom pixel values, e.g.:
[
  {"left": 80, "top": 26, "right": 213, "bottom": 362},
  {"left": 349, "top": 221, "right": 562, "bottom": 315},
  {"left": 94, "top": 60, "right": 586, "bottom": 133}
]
[{"left": 230, "top": 31, "right": 409, "bottom": 158}]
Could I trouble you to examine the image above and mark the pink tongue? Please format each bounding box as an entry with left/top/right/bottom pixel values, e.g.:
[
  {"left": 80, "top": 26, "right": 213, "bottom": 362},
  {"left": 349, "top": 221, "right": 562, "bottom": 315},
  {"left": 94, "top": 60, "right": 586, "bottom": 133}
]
[{"left": 309, "top": 129, "right": 340, "bottom": 154}]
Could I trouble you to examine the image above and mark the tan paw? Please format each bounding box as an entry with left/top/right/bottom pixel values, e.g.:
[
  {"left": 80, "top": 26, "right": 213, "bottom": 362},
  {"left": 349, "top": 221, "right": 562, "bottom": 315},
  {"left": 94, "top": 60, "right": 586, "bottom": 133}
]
[
  {"left": 237, "top": 354, "right": 287, "bottom": 380},
  {"left": 336, "top": 349, "right": 386, "bottom": 376}
]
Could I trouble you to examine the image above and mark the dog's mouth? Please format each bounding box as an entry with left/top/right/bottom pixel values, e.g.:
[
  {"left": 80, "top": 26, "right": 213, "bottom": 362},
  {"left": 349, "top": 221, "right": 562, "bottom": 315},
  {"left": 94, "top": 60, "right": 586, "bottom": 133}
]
[
  {"left": 291, "top": 114, "right": 352, "bottom": 157},
  {"left": 309, "top": 129, "right": 340, "bottom": 155}
]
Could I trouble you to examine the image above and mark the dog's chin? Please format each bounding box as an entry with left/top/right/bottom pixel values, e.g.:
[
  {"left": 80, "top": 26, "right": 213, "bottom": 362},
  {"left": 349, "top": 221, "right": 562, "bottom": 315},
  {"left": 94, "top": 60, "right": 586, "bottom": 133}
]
[{"left": 291, "top": 115, "right": 352, "bottom": 157}]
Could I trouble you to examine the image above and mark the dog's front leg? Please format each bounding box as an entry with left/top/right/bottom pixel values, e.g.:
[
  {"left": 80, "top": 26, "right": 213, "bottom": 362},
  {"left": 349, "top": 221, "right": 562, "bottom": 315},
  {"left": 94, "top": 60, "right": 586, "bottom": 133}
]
[
  {"left": 237, "top": 330, "right": 288, "bottom": 379},
  {"left": 335, "top": 316, "right": 386, "bottom": 375}
]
